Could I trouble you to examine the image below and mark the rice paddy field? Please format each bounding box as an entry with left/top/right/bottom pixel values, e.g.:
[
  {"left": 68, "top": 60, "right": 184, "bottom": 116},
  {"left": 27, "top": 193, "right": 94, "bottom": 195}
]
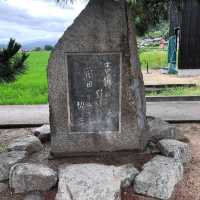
[
  {"left": 0, "top": 49, "right": 199, "bottom": 105},
  {"left": 140, "top": 48, "right": 167, "bottom": 70},
  {"left": 0, "top": 51, "right": 49, "bottom": 105}
]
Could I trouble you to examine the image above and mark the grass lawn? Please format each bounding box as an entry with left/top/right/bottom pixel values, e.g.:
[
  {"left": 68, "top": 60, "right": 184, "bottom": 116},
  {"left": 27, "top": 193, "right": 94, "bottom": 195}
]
[
  {"left": 0, "top": 50, "right": 199, "bottom": 105},
  {"left": 139, "top": 48, "right": 167, "bottom": 70},
  {"left": 0, "top": 51, "right": 49, "bottom": 105}
]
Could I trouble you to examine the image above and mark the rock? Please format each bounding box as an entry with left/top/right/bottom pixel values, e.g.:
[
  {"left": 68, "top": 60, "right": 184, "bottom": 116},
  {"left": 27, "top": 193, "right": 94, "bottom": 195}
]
[
  {"left": 56, "top": 163, "right": 139, "bottom": 200},
  {"left": 0, "top": 182, "right": 8, "bottom": 193},
  {"left": 48, "top": 0, "right": 146, "bottom": 157},
  {"left": 134, "top": 155, "right": 183, "bottom": 200},
  {"left": 0, "top": 151, "right": 27, "bottom": 181},
  {"left": 7, "top": 135, "right": 43, "bottom": 155},
  {"left": 158, "top": 139, "right": 192, "bottom": 164},
  {"left": 144, "top": 117, "right": 184, "bottom": 148},
  {"left": 24, "top": 192, "right": 43, "bottom": 200},
  {"left": 9, "top": 163, "right": 57, "bottom": 193},
  {"left": 34, "top": 125, "right": 50, "bottom": 143}
]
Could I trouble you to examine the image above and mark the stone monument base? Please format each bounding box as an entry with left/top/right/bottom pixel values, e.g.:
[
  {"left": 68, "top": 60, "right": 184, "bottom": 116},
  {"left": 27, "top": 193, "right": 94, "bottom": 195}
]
[{"left": 50, "top": 131, "right": 142, "bottom": 158}]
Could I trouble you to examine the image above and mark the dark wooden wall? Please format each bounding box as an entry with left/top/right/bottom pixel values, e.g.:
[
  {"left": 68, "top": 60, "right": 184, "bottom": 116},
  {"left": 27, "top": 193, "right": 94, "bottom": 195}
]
[
  {"left": 169, "top": 0, "right": 181, "bottom": 36},
  {"left": 179, "top": 0, "right": 200, "bottom": 69}
]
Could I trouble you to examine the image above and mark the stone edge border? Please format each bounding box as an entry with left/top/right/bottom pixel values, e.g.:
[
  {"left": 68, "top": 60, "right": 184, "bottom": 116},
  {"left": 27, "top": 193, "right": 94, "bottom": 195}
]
[{"left": 146, "top": 96, "right": 200, "bottom": 102}]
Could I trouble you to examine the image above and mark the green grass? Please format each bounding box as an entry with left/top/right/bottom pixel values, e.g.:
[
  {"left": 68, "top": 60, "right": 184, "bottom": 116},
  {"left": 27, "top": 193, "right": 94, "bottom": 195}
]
[
  {"left": 0, "top": 51, "right": 49, "bottom": 105},
  {"left": 0, "top": 50, "right": 199, "bottom": 105},
  {"left": 139, "top": 48, "right": 167, "bottom": 70},
  {"left": 146, "top": 87, "right": 200, "bottom": 96}
]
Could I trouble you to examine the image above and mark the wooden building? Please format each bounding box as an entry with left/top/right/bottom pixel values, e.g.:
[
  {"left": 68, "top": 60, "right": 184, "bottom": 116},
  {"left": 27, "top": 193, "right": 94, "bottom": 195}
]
[
  {"left": 170, "top": 0, "right": 200, "bottom": 76},
  {"left": 178, "top": 0, "right": 200, "bottom": 75}
]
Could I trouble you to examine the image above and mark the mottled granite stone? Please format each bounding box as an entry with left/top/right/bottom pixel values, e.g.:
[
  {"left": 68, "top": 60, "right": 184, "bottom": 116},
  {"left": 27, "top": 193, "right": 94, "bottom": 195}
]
[{"left": 48, "top": 0, "right": 146, "bottom": 157}]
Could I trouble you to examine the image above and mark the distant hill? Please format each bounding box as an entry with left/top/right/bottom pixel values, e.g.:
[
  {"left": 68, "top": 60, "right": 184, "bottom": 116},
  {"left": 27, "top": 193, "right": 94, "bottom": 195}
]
[
  {"left": 22, "top": 39, "right": 57, "bottom": 50},
  {"left": 0, "top": 44, "right": 5, "bottom": 49},
  {"left": 0, "top": 39, "right": 57, "bottom": 51}
]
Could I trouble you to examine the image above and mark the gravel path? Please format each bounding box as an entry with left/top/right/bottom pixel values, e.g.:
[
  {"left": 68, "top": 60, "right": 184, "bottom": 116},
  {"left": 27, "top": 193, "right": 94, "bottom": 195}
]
[
  {"left": 143, "top": 69, "right": 200, "bottom": 86},
  {"left": 173, "top": 123, "right": 200, "bottom": 200}
]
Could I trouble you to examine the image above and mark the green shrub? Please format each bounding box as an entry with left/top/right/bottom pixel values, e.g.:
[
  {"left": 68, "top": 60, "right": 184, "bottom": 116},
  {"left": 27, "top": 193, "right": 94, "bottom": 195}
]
[
  {"left": 44, "top": 45, "right": 54, "bottom": 51},
  {"left": 0, "top": 38, "right": 29, "bottom": 83},
  {"left": 145, "top": 21, "right": 169, "bottom": 39}
]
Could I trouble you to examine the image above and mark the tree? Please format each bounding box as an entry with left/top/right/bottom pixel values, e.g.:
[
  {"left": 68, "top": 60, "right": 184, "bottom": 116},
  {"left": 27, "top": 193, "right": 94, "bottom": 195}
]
[
  {"left": 44, "top": 45, "right": 54, "bottom": 51},
  {"left": 34, "top": 47, "right": 42, "bottom": 51},
  {"left": 0, "top": 38, "right": 29, "bottom": 83},
  {"left": 57, "top": 0, "right": 170, "bottom": 36},
  {"left": 131, "top": 0, "right": 169, "bottom": 36}
]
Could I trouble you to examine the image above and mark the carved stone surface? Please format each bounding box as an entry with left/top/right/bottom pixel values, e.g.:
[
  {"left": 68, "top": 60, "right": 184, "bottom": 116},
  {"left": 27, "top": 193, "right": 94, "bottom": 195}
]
[
  {"left": 48, "top": 0, "right": 146, "bottom": 156},
  {"left": 67, "top": 53, "right": 121, "bottom": 133}
]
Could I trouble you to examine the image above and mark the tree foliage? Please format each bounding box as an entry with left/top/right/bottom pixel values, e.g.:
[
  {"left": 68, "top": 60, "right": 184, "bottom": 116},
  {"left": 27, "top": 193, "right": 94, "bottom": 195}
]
[
  {"left": 131, "top": 0, "right": 169, "bottom": 36},
  {"left": 57, "top": 0, "right": 170, "bottom": 36},
  {"left": 44, "top": 45, "right": 54, "bottom": 51},
  {"left": 0, "top": 39, "right": 29, "bottom": 83},
  {"left": 34, "top": 47, "right": 42, "bottom": 51}
]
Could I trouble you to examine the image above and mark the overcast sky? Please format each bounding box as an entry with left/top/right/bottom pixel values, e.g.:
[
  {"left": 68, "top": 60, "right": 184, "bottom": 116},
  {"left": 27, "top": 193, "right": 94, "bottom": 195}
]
[{"left": 0, "top": 0, "right": 87, "bottom": 44}]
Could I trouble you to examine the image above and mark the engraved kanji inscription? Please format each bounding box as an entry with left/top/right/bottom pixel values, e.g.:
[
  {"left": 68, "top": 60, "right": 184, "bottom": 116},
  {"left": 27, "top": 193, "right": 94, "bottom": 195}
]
[{"left": 67, "top": 53, "right": 121, "bottom": 132}]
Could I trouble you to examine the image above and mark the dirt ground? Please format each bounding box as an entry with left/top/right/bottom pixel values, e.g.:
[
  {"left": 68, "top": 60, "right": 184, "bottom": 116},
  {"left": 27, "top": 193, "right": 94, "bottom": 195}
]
[
  {"left": 0, "top": 123, "right": 200, "bottom": 200},
  {"left": 143, "top": 69, "right": 200, "bottom": 86},
  {"left": 173, "top": 123, "right": 200, "bottom": 200}
]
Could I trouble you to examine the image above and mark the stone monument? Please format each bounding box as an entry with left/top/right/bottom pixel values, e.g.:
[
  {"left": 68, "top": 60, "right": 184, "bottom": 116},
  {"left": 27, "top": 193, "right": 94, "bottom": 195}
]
[{"left": 48, "top": 0, "right": 147, "bottom": 157}]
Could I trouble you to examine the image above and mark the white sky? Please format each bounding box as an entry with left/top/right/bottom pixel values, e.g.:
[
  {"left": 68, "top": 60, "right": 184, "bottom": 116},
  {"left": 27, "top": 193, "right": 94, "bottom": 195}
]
[{"left": 0, "top": 0, "right": 87, "bottom": 44}]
